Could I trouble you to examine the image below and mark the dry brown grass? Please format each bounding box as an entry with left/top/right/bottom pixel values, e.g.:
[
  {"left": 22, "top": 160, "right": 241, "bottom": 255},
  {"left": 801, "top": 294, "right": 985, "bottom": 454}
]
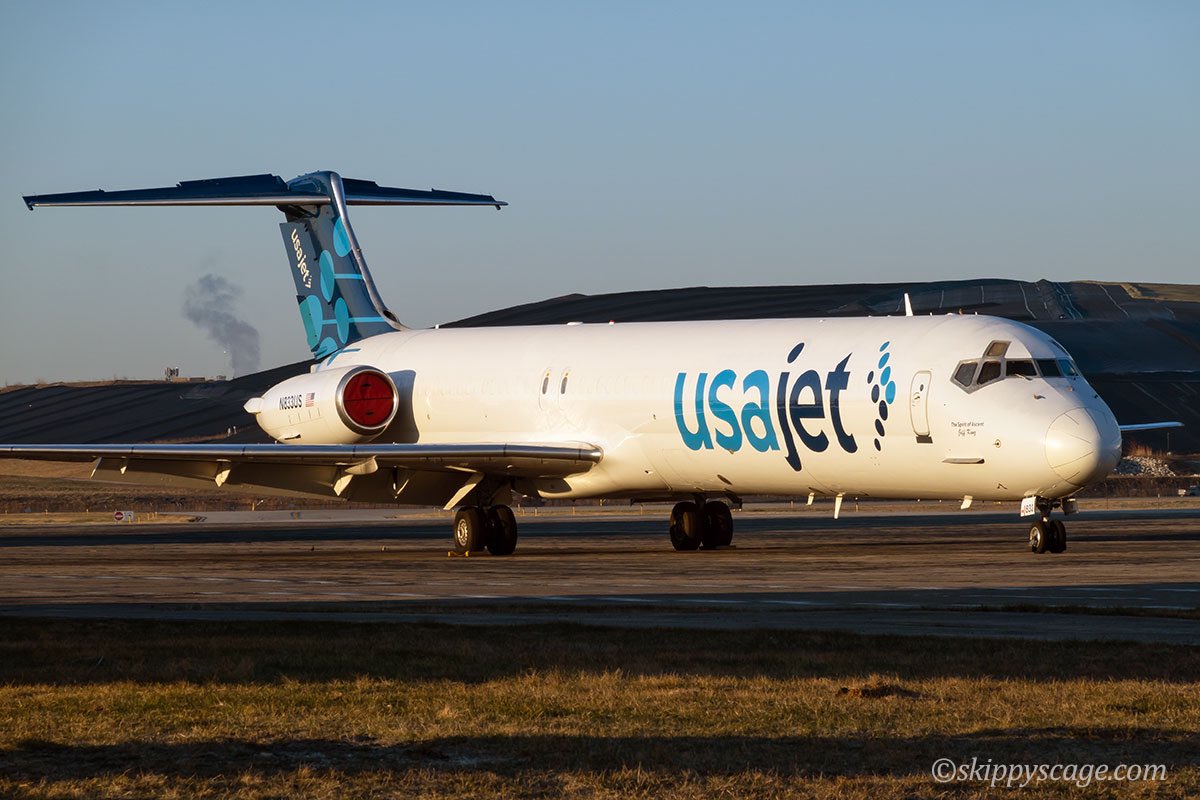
[
  {"left": 0, "top": 460, "right": 93, "bottom": 479},
  {"left": 0, "top": 512, "right": 195, "bottom": 526},
  {"left": 0, "top": 620, "right": 1197, "bottom": 798}
]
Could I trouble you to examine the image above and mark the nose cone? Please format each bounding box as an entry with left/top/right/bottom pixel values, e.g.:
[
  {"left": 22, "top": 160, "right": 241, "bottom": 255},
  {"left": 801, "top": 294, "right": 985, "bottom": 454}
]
[{"left": 1045, "top": 407, "right": 1121, "bottom": 487}]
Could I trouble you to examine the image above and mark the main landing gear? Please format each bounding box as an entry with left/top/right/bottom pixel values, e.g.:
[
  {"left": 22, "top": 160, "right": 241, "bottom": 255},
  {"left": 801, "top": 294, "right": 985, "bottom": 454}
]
[
  {"left": 1027, "top": 496, "right": 1069, "bottom": 555},
  {"left": 669, "top": 498, "right": 734, "bottom": 551},
  {"left": 453, "top": 505, "right": 518, "bottom": 556}
]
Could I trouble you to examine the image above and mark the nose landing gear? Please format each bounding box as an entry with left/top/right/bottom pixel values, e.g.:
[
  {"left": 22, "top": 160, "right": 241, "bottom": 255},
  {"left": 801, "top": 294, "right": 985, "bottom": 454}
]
[
  {"left": 1028, "top": 518, "right": 1066, "bottom": 554},
  {"left": 1027, "top": 497, "right": 1068, "bottom": 554}
]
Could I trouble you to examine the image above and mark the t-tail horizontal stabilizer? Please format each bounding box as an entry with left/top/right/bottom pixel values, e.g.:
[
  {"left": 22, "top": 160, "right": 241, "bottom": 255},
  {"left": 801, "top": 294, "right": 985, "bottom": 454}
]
[
  {"left": 23, "top": 171, "right": 506, "bottom": 361},
  {"left": 23, "top": 173, "right": 506, "bottom": 209}
]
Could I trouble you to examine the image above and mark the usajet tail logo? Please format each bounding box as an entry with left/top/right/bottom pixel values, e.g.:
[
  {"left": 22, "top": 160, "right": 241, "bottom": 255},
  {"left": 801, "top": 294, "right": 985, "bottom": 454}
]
[{"left": 290, "top": 229, "right": 312, "bottom": 289}]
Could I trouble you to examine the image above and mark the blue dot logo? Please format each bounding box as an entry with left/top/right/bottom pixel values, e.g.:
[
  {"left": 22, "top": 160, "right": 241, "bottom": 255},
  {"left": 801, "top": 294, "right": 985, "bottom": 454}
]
[
  {"left": 319, "top": 251, "right": 336, "bottom": 302},
  {"left": 334, "top": 297, "right": 350, "bottom": 343},
  {"left": 868, "top": 341, "right": 897, "bottom": 451},
  {"left": 333, "top": 218, "right": 351, "bottom": 257},
  {"left": 298, "top": 295, "right": 323, "bottom": 349},
  {"left": 314, "top": 336, "right": 338, "bottom": 358}
]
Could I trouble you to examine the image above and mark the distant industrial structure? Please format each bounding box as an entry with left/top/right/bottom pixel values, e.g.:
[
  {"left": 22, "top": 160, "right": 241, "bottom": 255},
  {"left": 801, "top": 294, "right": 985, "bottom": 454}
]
[{"left": 164, "top": 367, "right": 226, "bottom": 383}]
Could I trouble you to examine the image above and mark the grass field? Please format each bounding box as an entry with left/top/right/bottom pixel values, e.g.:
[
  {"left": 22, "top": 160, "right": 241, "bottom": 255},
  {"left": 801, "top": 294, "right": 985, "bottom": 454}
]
[{"left": 1, "top": 620, "right": 1197, "bottom": 798}]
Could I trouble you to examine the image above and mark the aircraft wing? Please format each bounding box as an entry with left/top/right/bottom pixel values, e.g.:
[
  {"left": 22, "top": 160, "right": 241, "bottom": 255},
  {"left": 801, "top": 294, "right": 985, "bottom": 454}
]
[
  {"left": 0, "top": 442, "right": 602, "bottom": 507},
  {"left": 0, "top": 443, "right": 601, "bottom": 471}
]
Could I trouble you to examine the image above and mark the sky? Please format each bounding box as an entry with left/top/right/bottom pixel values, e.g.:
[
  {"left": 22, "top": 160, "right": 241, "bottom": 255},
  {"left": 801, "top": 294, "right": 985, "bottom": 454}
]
[{"left": 1, "top": 1, "right": 1196, "bottom": 383}]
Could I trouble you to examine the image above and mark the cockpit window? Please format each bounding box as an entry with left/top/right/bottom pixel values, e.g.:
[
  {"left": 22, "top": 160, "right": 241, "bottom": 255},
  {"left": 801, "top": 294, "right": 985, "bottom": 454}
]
[
  {"left": 984, "top": 340, "right": 1010, "bottom": 357},
  {"left": 953, "top": 349, "right": 1080, "bottom": 393},
  {"left": 1006, "top": 359, "right": 1036, "bottom": 378},
  {"left": 977, "top": 360, "right": 1003, "bottom": 385},
  {"left": 952, "top": 362, "right": 977, "bottom": 388},
  {"left": 1036, "top": 359, "right": 1061, "bottom": 377}
]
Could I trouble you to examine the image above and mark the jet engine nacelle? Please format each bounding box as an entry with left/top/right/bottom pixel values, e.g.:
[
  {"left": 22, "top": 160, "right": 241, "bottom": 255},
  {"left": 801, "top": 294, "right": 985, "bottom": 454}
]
[{"left": 245, "top": 365, "right": 399, "bottom": 444}]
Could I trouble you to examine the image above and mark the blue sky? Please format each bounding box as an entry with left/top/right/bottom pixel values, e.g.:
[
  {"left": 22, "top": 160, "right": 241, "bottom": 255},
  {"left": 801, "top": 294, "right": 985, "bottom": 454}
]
[{"left": 1, "top": 1, "right": 1196, "bottom": 382}]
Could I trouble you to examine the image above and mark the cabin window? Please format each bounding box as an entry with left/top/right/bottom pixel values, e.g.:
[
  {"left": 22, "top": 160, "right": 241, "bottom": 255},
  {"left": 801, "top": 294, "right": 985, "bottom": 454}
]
[
  {"left": 541, "top": 373, "right": 550, "bottom": 394},
  {"left": 560, "top": 372, "right": 570, "bottom": 394}
]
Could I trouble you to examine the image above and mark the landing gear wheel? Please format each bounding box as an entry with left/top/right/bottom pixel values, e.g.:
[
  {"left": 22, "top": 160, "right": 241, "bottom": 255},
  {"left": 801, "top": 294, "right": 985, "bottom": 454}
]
[
  {"left": 669, "top": 501, "right": 702, "bottom": 551},
  {"left": 701, "top": 500, "right": 734, "bottom": 548},
  {"left": 485, "top": 505, "right": 519, "bottom": 556},
  {"left": 1028, "top": 519, "right": 1049, "bottom": 554},
  {"left": 1047, "top": 519, "right": 1067, "bottom": 554},
  {"left": 453, "top": 507, "right": 487, "bottom": 554}
]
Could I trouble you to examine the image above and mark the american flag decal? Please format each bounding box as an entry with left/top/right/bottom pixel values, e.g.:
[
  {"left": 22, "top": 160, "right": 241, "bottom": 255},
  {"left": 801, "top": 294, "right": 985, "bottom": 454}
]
[{"left": 305, "top": 393, "right": 315, "bottom": 407}]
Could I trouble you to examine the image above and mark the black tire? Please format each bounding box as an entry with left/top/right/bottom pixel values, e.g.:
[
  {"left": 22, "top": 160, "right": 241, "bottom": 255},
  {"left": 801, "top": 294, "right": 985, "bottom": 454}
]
[
  {"left": 1029, "top": 519, "right": 1048, "bottom": 554},
  {"left": 1048, "top": 519, "right": 1067, "bottom": 554},
  {"left": 453, "top": 506, "right": 487, "bottom": 553},
  {"left": 485, "top": 505, "right": 519, "bottom": 556},
  {"left": 702, "top": 500, "right": 734, "bottom": 548},
  {"left": 669, "top": 501, "right": 702, "bottom": 551}
]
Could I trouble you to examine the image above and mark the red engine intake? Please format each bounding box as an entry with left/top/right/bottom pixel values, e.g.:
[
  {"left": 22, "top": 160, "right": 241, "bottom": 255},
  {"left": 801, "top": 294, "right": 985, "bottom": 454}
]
[{"left": 338, "top": 368, "right": 398, "bottom": 433}]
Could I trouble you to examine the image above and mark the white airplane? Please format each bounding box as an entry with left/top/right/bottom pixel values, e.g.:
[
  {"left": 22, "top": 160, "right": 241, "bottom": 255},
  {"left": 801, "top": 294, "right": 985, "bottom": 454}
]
[{"left": 5, "top": 171, "right": 1181, "bottom": 556}]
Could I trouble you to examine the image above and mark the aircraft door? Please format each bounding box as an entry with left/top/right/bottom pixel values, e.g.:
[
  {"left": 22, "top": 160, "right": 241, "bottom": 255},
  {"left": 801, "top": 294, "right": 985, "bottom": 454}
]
[{"left": 910, "top": 370, "right": 931, "bottom": 438}]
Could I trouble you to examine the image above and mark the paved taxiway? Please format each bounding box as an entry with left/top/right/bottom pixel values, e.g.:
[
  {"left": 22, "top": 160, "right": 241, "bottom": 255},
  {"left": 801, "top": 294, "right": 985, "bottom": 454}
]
[{"left": 1, "top": 507, "right": 1198, "bottom": 644}]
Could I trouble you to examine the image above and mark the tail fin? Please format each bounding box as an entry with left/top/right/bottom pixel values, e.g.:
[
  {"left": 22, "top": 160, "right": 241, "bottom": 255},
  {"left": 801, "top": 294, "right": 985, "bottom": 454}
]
[
  {"left": 281, "top": 171, "right": 401, "bottom": 359},
  {"left": 24, "top": 171, "right": 505, "bottom": 360}
]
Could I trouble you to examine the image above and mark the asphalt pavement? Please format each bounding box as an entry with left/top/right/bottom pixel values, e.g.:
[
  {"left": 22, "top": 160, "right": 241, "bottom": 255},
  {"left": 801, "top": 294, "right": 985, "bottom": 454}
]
[{"left": 2, "top": 506, "right": 1198, "bottom": 644}]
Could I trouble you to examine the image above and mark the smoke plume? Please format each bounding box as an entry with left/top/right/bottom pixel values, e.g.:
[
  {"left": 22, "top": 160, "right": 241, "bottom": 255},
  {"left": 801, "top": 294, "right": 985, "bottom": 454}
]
[{"left": 183, "top": 274, "right": 261, "bottom": 377}]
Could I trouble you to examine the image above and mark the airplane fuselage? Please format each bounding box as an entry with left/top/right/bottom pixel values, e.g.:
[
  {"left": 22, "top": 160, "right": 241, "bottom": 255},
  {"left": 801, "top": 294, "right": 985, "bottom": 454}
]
[{"left": 258, "top": 314, "right": 1122, "bottom": 504}]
